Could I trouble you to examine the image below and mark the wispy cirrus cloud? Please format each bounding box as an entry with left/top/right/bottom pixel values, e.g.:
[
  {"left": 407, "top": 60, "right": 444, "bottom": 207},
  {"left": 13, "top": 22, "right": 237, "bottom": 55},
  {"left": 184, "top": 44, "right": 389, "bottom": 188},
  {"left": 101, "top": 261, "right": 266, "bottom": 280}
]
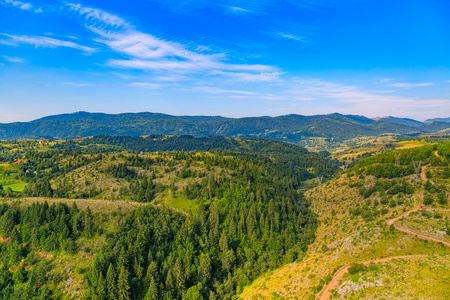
[
  {"left": 388, "top": 82, "right": 435, "bottom": 88},
  {"left": 67, "top": 3, "right": 129, "bottom": 28},
  {"left": 62, "top": 82, "right": 104, "bottom": 87},
  {"left": 196, "top": 86, "right": 257, "bottom": 95},
  {"left": 0, "top": 34, "right": 95, "bottom": 53},
  {"left": 228, "top": 6, "right": 250, "bottom": 12},
  {"left": 210, "top": 70, "right": 282, "bottom": 81},
  {"left": 129, "top": 82, "right": 162, "bottom": 89},
  {"left": 285, "top": 78, "right": 450, "bottom": 119},
  {"left": 146, "top": 0, "right": 275, "bottom": 14},
  {"left": 67, "top": 3, "right": 279, "bottom": 81},
  {"left": 2, "top": 55, "right": 23, "bottom": 63},
  {"left": 275, "top": 32, "right": 307, "bottom": 43},
  {"left": 2, "top": 0, "right": 43, "bottom": 12},
  {"left": 146, "top": 0, "right": 332, "bottom": 14},
  {"left": 2, "top": 0, "right": 32, "bottom": 10}
]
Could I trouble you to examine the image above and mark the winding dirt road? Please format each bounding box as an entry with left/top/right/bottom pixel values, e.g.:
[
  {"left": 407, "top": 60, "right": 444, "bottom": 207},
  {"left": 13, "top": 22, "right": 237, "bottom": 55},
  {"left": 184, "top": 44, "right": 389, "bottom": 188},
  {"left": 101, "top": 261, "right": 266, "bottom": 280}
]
[
  {"left": 318, "top": 255, "right": 426, "bottom": 300},
  {"left": 391, "top": 224, "right": 450, "bottom": 247},
  {"left": 317, "top": 161, "right": 449, "bottom": 300}
]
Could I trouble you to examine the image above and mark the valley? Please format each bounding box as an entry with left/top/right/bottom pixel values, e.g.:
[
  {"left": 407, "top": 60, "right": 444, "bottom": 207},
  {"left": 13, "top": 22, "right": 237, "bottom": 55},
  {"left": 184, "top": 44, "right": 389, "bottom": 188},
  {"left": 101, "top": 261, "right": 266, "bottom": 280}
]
[
  {"left": 0, "top": 136, "right": 337, "bottom": 299},
  {"left": 3, "top": 0, "right": 449, "bottom": 298},
  {"left": 0, "top": 134, "right": 448, "bottom": 299}
]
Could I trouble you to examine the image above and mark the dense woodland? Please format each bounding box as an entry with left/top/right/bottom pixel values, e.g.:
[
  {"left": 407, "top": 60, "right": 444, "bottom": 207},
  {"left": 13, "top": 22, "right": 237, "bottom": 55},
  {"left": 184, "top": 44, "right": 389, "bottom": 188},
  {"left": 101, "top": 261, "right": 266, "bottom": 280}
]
[
  {"left": 0, "top": 136, "right": 339, "bottom": 200},
  {"left": 0, "top": 136, "right": 339, "bottom": 299},
  {"left": 0, "top": 136, "right": 448, "bottom": 299},
  {"left": 0, "top": 202, "right": 96, "bottom": 299}
]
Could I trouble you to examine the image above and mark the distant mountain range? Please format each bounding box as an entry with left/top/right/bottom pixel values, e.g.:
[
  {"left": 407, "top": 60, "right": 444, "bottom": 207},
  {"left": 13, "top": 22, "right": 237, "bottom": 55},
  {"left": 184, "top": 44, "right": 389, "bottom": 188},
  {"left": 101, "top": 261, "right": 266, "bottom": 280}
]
[
  {"left": 425, "top": 117, "right": 450, "bottom": 123},
  {"left": 0, "top": 111, "right": 449, "bottom": 142},
  {"left": 371, "top": 116, "right": 425, "bottom": 127}
]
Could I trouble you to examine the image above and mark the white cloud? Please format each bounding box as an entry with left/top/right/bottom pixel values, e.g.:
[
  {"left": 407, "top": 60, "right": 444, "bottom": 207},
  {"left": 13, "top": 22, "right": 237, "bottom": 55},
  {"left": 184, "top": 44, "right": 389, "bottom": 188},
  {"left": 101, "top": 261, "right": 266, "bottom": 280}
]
[
  {"left": 2, "top": 55, "right": 23, "bottom": 63},
  {"left": 2, "top": 0, "right": 43, "bottom": 12},
  {"left": 62, "top": 82, "right": 104, "bottom": 87},
  {"left": 0, "top": 34, "right": 96, "bottom": 53},
  {"left": 286, "top": 78, "right": 450, "bottom": 119},
  {"left": 129, "top": 82, "right": 162, "bottom": 89},
  {"left": 2, "top": 0, "right": 32, "bottom": 10},
  {"left": 67, "top": 3, "right": 278, "bottom": 81},
  {"left": 275, "top": 32, "right": 307, "bottom": 43},
  {"left": 229, "top": 6, "right": 249, "bottom": 12},
  {"left": 389, "top": 82, "right": 435, "bottom": 88},
  {"left": 67, "top": 3, "right": 129, "bottom": 28},
  {"left": 196, "top": 87, "right": 257, "bottom": 95},
  {"left": 211, "top": 70, "right": 282, "bottom": 82}
]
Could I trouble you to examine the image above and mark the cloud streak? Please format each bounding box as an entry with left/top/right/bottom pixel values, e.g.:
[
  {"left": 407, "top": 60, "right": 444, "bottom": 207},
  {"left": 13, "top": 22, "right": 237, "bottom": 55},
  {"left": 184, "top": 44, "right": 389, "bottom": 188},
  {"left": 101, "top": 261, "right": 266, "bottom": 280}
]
[
  {"left": 62, "top": 82, "right": 104, "bottom": 87},
  {"left": 286, "top": 78, "right": 450, "bottom": 119},
  {"left": 67, "top": 3, "right": 278, "bottom": 81},
  {"left": 388, "top": 82, "right": 435, "bottom": 88},
  {"left": 2, "top": 0, "right": 43, "bottom": 12},
  {"left": 275, "top": 32, "right": 307, "bottom": 43},
  {"left": 0, "top": 34, "right": 96, "bottom": 52},
  {"left": 196, "top": 87, "right": 257, "bottom": 95},
  {"left": 2, "top": 55, "right": 23, "bottom": 63},
  {"left": 2, "top": 0, "right": 32, "bottom": 10},
  {"left": 129, "top": 82, "right": 162, "bottom": 89}
]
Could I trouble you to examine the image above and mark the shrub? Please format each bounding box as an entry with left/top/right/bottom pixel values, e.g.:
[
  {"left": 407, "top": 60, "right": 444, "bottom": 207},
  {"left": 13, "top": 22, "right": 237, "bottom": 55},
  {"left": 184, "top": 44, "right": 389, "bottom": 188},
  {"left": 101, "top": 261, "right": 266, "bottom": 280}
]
[
  {"left": 424, "top": 194, "right": 434, "bottom": 205},
  {"left": 348, "top": 262, "right": 367, "bottom": 274}
]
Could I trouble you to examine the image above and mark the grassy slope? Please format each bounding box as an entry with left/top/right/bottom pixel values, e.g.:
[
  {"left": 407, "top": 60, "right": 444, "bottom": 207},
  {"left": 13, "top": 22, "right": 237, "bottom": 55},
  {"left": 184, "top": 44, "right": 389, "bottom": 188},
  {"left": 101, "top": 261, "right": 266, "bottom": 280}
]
[
  {"left": 241, "top": 167, "right": 450, "bottom": 299},
  {"left": 51, "top": 152, "right": 230, "bottom": 214},
  {"left": 332, "top": 139, "right": 429, "bottom": 163}
]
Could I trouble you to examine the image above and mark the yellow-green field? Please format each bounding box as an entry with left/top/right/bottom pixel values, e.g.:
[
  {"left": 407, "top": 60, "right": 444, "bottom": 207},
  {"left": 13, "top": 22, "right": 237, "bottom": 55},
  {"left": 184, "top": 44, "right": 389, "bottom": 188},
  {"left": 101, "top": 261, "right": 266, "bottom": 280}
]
[
  {"left": 333, "top": 139, "right": 429, "bottom": 162},
  {"left": 2, "top": 182, "right": 27, "bottom": 191}
]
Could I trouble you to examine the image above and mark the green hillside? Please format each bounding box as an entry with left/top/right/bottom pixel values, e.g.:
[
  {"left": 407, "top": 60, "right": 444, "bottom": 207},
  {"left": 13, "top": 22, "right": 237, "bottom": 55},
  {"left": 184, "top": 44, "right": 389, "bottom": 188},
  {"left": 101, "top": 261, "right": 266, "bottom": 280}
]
[
  {"left": 1, "top": 136, "right": 450, "bottom": 299},
  {"left": 0, "top": 136, "right": 339, "bottom": 299}
]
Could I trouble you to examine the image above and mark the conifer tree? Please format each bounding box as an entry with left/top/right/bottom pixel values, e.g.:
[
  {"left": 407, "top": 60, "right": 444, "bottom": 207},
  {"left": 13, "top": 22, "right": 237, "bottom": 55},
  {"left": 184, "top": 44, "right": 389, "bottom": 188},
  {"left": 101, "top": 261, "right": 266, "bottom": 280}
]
[
  {"left": 144, "top": 275, "right": 158, "bottom": 300},
  {"left": 106, "top": 264, "right": 117, "bottom": 300},
  {"left": 117, "top": 266, "right": 131, "bottom": 300},
  {"left": 96, "top": 273, "right": 107, "bottom": 300}
]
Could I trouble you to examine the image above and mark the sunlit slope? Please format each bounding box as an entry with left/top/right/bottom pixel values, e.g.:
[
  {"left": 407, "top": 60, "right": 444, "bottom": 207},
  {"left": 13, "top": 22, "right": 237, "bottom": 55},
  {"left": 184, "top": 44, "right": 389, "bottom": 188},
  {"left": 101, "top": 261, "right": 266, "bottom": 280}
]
[{"left": 241, "top": 142, "right": 450, "bottom": 300}]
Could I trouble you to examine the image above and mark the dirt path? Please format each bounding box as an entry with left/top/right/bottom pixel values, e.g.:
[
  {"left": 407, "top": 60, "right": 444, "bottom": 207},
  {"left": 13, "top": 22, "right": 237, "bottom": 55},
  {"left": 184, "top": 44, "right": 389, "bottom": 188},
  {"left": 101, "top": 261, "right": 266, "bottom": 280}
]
[
  {"left": 392, "top": 224, "right": 450, "bottom": 247},
  {"left": 386, "top": 165, "right": 450, "bottom": 245},
  {"left": 317, "top": 161, "right": 449, "bottom": 300},
  {"left": 421, "top": 164, "right": 432, "bottom": 183},
  {"left": 0, "top": 236, "right": 10, "bottom": 243},
  {"left": 385, "top": 203, "right": 421, "bottom": 226},
  {"left": 318, "top": 255, "right": 426, "bottom": 300},
  {"left": 435, "top": 150, "right": 444, "bottom": 161}
]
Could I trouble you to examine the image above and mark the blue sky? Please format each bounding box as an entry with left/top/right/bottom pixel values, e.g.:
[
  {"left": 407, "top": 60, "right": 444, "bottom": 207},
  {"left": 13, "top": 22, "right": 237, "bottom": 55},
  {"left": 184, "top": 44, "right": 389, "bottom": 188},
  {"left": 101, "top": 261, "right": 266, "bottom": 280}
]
[{"left": 1, "top": 0, "right": 449, "bottom": 122}]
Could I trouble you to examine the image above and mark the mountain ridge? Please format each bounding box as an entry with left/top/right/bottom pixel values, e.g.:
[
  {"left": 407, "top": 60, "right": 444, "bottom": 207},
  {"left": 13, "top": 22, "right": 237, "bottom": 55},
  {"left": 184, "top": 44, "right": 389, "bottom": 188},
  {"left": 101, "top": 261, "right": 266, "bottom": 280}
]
[{"left": 1, "top": 112, "right": 449, "bottom": 146}]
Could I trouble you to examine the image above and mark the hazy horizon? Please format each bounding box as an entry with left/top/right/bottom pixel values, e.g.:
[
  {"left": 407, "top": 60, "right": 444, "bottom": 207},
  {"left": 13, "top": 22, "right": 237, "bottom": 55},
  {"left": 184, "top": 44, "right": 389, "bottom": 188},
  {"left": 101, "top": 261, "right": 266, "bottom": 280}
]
[{"left": 0, "top": 110, "right": 442, "bottom": 124}]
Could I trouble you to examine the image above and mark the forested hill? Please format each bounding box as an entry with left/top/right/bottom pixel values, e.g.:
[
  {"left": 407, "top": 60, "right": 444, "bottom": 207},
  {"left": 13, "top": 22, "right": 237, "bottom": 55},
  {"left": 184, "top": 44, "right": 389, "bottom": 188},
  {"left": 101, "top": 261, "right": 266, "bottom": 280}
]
[
  {"left": 54, "top": 135, "right": 340, "bottom": 181},
  {"left": 1, "top": 111, "right": 449, "bottom": 142},
  {"left": 0, "top": 136, "right": 340, "bottom": 299}
]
